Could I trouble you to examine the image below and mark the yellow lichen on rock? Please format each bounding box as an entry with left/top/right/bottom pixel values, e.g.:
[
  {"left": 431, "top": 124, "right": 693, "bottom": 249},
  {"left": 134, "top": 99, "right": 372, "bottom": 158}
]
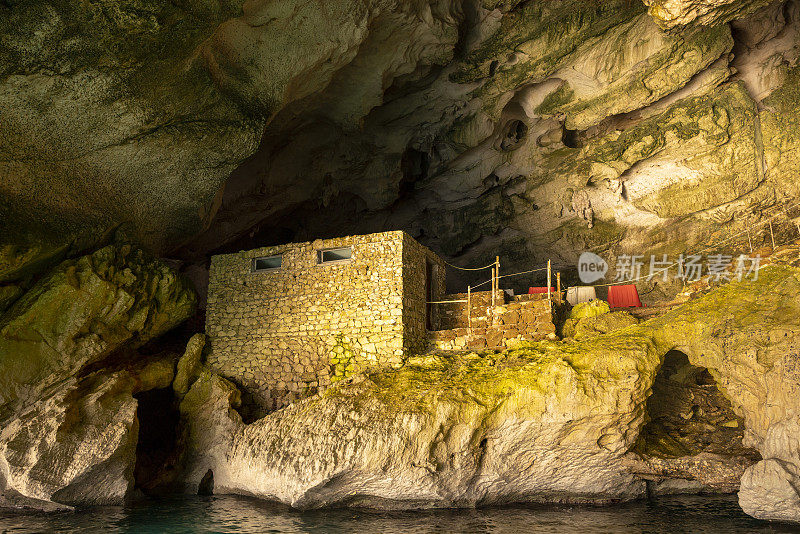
[{"left": 178, "top": 263, "right": 800, "bottom": 523}]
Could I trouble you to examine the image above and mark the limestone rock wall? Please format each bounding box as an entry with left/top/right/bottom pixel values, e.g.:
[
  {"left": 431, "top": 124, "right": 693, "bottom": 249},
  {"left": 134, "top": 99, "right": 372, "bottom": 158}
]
[
  {"left": 0, "top": 244, "right": 194, "bottom": 510},
  {"left": 0, "top": 360, "right": 174, "bottom": 509},
  {"left": 176, "top": 0, "right": 800, "bottom": 300},
  {"left": 178, "top": 263, "right": 800, "bottom": 524},
  {"left": 4, "top": 0, "right": 800, "bottom": 304},
  {"left": 0, "top": 243, "right": 196, "bottom": 413},
  {"left": 205, "top": 231, "right": 445, "bottom": 411}
]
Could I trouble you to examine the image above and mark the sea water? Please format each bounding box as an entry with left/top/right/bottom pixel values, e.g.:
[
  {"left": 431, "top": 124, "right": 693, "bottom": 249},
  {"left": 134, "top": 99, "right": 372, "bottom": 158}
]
[{"left": 1, "top": 494, "right": 798, "bottom": 533}]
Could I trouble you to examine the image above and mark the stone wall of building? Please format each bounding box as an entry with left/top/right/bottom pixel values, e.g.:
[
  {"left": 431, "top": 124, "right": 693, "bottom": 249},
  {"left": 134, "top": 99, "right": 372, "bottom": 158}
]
[
  {"left": 205, "top": 231, "right": 445, "bottom": 414},
  {"left": 402, "top": 233, "right": 447, "bottom": 353},
  {"left": 429, "top": 293, "right": 555, "bottom": 351}
]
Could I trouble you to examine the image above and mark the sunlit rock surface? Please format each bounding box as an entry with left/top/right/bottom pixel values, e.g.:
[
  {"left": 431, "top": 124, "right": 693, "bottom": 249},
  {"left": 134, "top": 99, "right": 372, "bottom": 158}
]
[
  {"left": 0, "top": 243, "right": 195, "bottom": 410},
  {"left": 0, "top": 361, "right": 174, "bottom": 509},
  {"left": 643, "top": 0, "right": 775, "bottom": 28},
  {"left": 179, "top": 265, "right": 799, "bottom": 522}
]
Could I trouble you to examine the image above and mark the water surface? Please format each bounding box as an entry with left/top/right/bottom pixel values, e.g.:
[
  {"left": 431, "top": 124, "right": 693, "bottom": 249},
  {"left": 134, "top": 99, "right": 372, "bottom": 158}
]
[{"left": 1, "top": 494, "right": 797, "bottom": 533}]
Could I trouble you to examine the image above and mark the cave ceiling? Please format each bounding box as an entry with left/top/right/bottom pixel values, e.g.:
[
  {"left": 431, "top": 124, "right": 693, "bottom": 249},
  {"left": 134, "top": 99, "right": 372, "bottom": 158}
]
[{"left": 2, "top": 0, "right": 800, "bottom": 291}]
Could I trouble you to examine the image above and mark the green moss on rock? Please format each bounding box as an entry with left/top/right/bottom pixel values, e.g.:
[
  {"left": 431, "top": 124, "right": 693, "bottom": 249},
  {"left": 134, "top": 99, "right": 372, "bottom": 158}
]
[
  {"left": 330, "top": 334, "right": 359, "bottom": 382},
  {"left": 0, "top": 243, "right": 196, "bottom": 410},
  {"left": 570, "top": 299, "right": 610, "bottom": 319}
]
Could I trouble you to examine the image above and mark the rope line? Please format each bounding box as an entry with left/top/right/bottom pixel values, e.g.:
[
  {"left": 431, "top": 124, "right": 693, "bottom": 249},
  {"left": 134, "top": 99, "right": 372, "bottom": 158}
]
[
  {"left": 588, "top": 199, "right": 800, "bottom": 252},
  {"left": 459, "top": 266, "right": 547, "bottom": 293},
  {"left": 498, "top": 266, "right": 547, "bottom": 279},
  {"left": 471, "top": 278, "right": 493, "bottom": 290},
  {"left": 440, "top": 258, "right": 497, "bottom": 271},
  {"left": 439, "top": 198, "right": 800, "bottom": 295}
]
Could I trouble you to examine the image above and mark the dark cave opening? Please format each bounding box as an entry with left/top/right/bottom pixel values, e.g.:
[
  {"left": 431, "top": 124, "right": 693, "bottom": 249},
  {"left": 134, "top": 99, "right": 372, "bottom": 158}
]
[
  {"left": 633, "top": 350, "right": 761, "bottom": 493},
  {"left": 399, "top": 147, "right": 430, "bottom": 201},
  {"left": 133, "top": 387, "right": 183, "bottom": 495},
  {"left": 562, "top": 127, "right": 580, "bottom": 148},
  {"left": 499, "top": 120, "right": 528, "bottom": 151},
  {"left": 636, "top": 350, "right": 757, "bottom": 458},
  {"left": 233, "top": 384, "right": 269, "bottom": 425}
]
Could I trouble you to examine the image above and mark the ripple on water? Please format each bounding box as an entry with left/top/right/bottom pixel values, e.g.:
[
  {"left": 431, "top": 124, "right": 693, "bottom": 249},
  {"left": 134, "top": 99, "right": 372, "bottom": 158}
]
[{"left": 0, "top": 494, "right": 797, "bottom": 534}]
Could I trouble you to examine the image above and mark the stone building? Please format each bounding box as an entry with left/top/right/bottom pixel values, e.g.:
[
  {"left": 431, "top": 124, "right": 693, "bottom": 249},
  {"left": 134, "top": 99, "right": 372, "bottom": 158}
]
[{"left": 205, "top": 231, "right": 446, "bottom": 413}]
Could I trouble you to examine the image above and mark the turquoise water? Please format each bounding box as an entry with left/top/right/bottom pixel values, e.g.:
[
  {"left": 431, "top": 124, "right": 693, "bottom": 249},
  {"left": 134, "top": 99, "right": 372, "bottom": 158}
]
[{"left": 1, "top": 494, "right": 798, "bottom": 533}]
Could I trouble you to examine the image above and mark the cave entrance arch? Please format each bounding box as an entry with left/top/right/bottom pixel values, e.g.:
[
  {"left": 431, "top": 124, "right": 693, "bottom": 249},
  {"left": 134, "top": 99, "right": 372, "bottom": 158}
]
[{"left": 632, "top": 350, "right": 761, "bottom": 495}]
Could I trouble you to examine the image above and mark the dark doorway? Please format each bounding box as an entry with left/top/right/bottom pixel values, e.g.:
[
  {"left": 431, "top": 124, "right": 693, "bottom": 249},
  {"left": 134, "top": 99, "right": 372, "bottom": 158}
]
[{"left": 133, "top": 387, "right": 182, "bottom": 494}]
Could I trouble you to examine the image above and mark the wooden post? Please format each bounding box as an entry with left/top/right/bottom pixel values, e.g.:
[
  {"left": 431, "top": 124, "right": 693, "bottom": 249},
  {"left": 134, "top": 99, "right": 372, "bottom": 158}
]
[
  {"left": 490, "top": 265, "right": 496, "bottom": 308},
  {"left": 556, "top": 272, "right": 562, "bottom": 304},
  {"left": 769, "top": 219, "right": 776, "bottom": 250},
  {"left": 547, "top": 259, "right": 552, "bottom": 304},
  {"left": 467, "top": 285, "right": 472, "bottom": 335},
  {"left": 495, "top": 255, "right": 501, "bottom": 303}
]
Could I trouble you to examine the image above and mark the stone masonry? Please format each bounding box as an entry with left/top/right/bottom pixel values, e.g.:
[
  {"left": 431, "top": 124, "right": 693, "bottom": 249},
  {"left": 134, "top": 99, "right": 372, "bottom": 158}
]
[
  {"left": 429, "top": 292, "right": 555, "bottom": 351},
  {"left": 205, "top": 231, "right": 445, "bottom": 413}
]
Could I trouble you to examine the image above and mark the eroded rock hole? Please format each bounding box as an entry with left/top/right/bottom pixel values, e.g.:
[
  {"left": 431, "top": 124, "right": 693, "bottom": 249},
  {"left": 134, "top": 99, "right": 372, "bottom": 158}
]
[
  {"left": 234, "top": 386, "right": 267, "bottom": 425},
  {"left": 633, "top": 351, "right": 761, "bottom": 494},
  {"left": 133, "top": 387, "right": 183, "bottom": 495},
  {"left": 499, "top": 120, "right": 528, "bottom": 151},
  {"left": 562, "top": 127, "right": 580, "bottom": 148},
  {"left": 398, "top": 147, "right": 429, "bottom": 201}
]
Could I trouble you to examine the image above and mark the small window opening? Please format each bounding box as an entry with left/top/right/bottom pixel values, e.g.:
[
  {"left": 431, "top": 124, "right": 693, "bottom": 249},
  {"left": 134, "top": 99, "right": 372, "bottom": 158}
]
[
  {"left": 318, "top": 247, "right": 353, "bottom": 264},
  {"left": 252, "top": 255, "right": 282, "bottom": 272}
]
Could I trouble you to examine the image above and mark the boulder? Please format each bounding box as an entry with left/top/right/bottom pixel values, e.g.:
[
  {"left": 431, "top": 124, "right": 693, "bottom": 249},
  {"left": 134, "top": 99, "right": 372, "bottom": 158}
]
[
  {"left": 0, "top": 244, "right": 194, "bottom": 509},
  {"left": 562, "top": 310, "right": 639, "bottom": 340},
  {"left": 174, "top": 334, "right": 206, "bottom": 398},
  {"left": 569, "top": 299, "right": 611, "bottom": 319},
  {"left": 0, "top": 243, "right": 195, "bottom": 412},
  {"left": 0, "top": 357, "right": 175, "bottom": 509},
  {"left": 180, "top": 338, "right": 659, "bottom": 507}
]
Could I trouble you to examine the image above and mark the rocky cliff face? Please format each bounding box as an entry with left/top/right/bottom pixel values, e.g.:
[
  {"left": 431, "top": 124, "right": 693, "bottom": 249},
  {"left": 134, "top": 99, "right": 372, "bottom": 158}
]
[
  {"left": 2, "top": 0, "right": 800, "bottom": 524},
  {"left": 0, "top": 244, "right": 195, "bottom": 511},
  {"left": 179, "top": 0, "right": 800, "bottom": 294},
  {"left": 3, "top": 0, "right": 800, "bottom": 294},
  {"left": 176, "top": 263, "right": 800, "bottom": 522}
]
